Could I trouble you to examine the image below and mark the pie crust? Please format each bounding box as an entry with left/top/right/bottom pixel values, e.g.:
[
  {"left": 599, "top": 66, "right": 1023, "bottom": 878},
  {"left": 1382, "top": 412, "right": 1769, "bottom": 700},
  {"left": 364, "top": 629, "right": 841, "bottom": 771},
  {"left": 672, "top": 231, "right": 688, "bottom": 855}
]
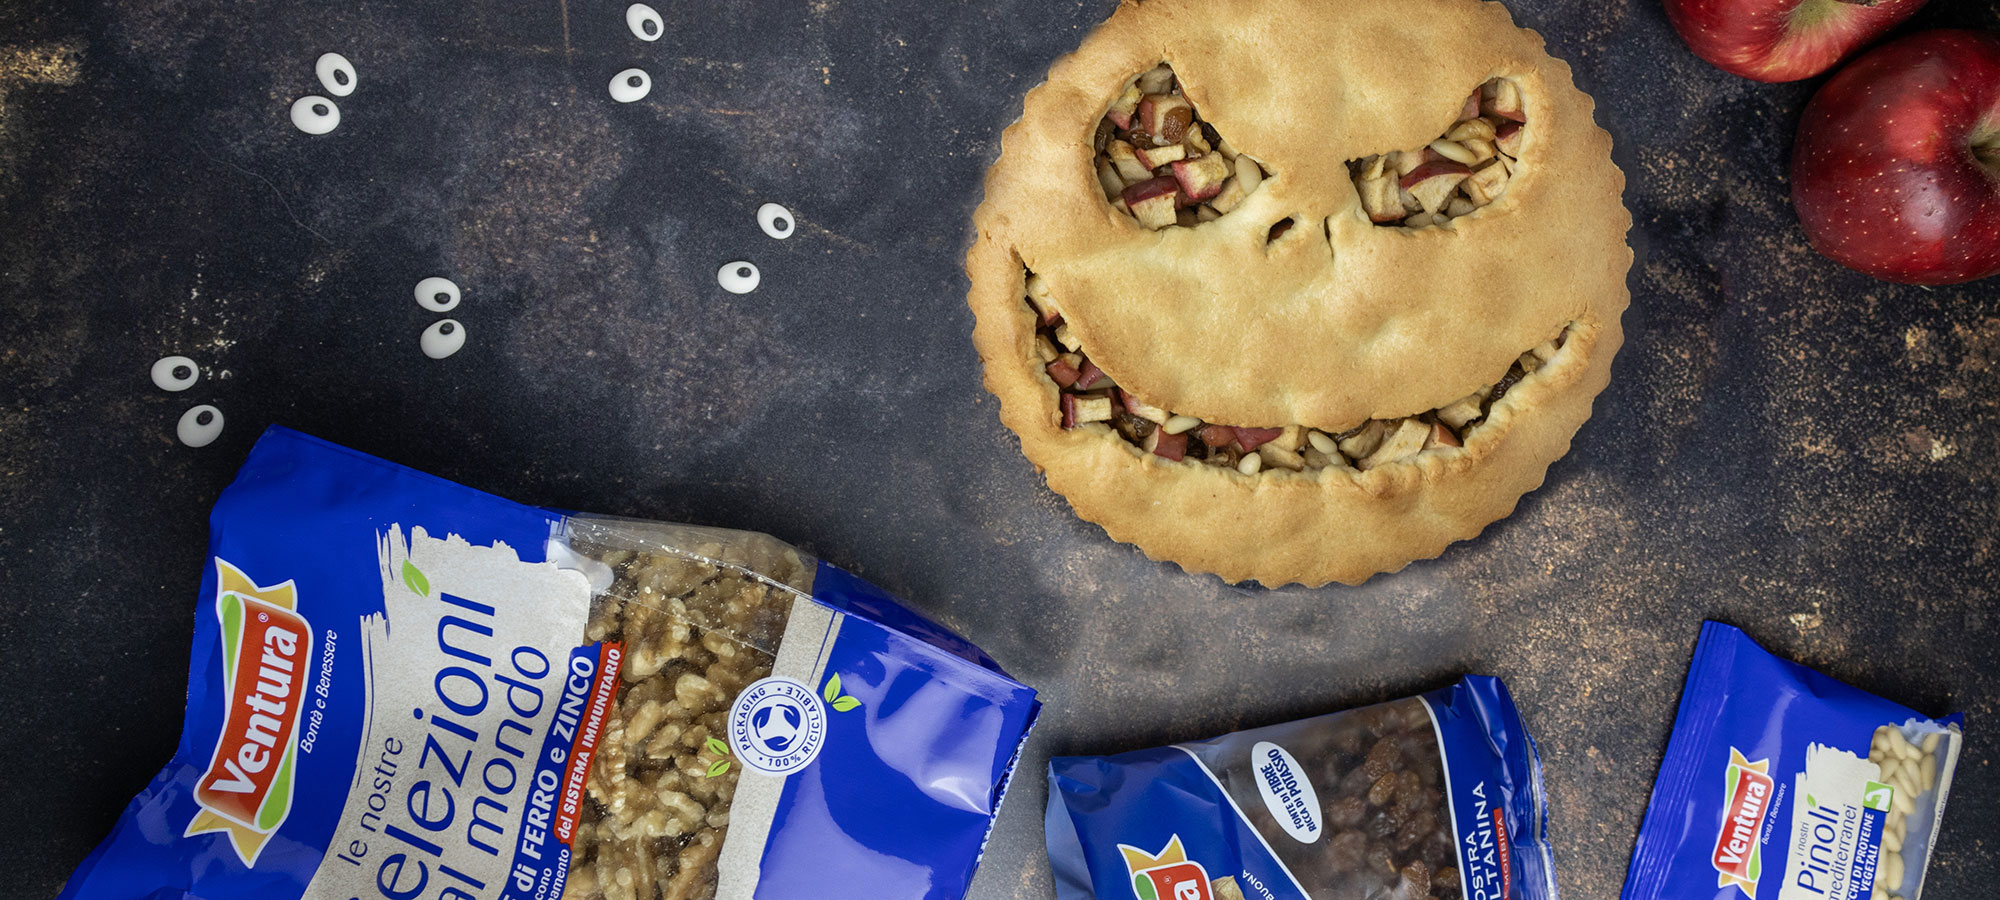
[{"left": 966, "top": 0, "right": 1632, "bottom": 586}]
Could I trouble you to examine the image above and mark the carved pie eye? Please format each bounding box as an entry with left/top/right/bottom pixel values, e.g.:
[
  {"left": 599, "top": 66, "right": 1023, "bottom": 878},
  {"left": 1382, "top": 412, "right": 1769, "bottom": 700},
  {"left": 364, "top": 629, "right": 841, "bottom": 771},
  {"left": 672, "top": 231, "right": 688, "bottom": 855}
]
[
  {"left": 1023, "top": 267, "right": 1574, "bottom": 473},
  {"left": 1093, "top": 63, "right": 1265, "bottom": 230},
  {"left": 1349, "top": 78, "right": 1526, "bottom": 228}
]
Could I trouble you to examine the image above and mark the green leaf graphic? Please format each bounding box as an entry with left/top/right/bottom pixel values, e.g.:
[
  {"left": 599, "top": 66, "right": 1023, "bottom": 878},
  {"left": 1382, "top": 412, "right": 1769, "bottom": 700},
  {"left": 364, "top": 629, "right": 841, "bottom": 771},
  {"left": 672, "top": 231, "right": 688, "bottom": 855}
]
[
  {"left": 833, "top": 696, "right": 861, "bottom": 713},
  {"left": 706, "top": 736, "right": 730, "bottom": 757},
  {"left": 401, "top": 560, "right": 430, "bottom": 597},
  {"left": 823, "top": 672, "right": 842, "bottom": 703},
  {"left": 260, "top": 745, "right": 295, "bottom": 830},
  {"left": 706, "top": 759, "right": 731, "bottom": 778},
  {"left": 218, "top": 593, "right": 243, "bottom": 687}
]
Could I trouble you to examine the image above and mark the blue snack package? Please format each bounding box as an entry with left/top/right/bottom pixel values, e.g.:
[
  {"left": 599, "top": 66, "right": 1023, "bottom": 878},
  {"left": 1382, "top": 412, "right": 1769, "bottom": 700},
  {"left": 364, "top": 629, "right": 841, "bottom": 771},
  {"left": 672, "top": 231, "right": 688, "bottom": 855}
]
[
  {"left": 58, "top": 426, "right": 1041, "bottom": 900},
  {"left": 1046, "top": 676, "right": 1557, "bottom": 900},
  {"left": 1621, "top": 622, "right": 1964, "bottom": 900}
]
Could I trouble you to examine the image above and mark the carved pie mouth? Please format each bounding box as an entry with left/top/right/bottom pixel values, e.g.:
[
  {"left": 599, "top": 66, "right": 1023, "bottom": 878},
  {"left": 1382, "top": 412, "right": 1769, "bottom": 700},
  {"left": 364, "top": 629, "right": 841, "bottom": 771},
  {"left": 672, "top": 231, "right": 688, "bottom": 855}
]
[
  {"left": 1025, "top": 270, "right": 1575, "bottom": 474},
  {"left": 1094, "top": 64, "right": 1527, "bottom": 230}
]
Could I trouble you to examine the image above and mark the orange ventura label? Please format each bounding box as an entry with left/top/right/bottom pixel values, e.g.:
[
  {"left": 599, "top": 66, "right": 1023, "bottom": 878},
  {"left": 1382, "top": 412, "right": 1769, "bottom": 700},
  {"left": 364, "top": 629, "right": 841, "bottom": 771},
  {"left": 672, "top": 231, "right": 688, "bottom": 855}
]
[{"left": 184, "top": 558, "right": 312, "bottom": 866}]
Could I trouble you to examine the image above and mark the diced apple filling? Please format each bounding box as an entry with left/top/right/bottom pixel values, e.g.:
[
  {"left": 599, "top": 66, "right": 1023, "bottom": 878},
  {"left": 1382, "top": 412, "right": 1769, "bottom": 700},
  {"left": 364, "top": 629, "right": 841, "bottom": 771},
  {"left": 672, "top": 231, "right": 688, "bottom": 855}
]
[
  {"left": 1350, "top": 78, "right": 1526, "bottom": 229},
  {"left": 1094, "top": 63, "right": 1267, "bottom": 230},
  {"left": 1024, "top": 272, "right": 1572, "bottom": 474}
]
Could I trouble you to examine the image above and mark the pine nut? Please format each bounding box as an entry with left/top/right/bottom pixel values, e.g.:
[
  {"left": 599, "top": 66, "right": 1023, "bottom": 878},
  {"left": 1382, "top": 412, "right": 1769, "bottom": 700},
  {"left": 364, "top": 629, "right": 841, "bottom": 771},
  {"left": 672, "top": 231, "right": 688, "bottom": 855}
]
[{"left": 1429, "top": 139, "right": 1478, "bottom": 166}]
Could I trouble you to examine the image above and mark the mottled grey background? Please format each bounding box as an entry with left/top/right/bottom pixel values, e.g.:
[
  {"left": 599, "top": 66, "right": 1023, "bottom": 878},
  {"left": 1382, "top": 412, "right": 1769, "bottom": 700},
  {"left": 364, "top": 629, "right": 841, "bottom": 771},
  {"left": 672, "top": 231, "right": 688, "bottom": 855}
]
[{"left": 2, "top": 0, "right": 1998, "bottom": 898}]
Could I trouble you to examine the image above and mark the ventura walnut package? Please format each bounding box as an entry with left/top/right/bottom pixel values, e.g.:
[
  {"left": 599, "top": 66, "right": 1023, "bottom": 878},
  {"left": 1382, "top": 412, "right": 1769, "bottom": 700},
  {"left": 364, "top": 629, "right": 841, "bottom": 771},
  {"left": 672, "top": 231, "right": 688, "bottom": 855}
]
[{"left": 56, "top": 427, "right": 1040, "bottom": 900}]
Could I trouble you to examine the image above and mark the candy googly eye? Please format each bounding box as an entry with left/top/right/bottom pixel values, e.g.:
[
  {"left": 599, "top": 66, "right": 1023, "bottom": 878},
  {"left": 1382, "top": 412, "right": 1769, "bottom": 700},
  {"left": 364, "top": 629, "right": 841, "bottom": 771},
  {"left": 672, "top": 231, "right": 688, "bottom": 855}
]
[
  {"left": 151, "top": 355, "right": 199, "bottom": 392},
  {"left": 717, "top": 261, "right": 760, "bottom": 294},
  {"left": 415, "top": 276, "right": 461, "bottom": 312},
  {"left": 421, "top": 319, "right": 466, "bottom": 359},
  {"left": 291, "top": 96, "right": 340, "bottom": 134},
  {"left": 626, "top": 4, "right": 664, "bottom": 41},
  {"left": 316, "top": 52, "right": 357, "bottom": 97},
  {"left": 757, "top": 203, "right": 795, "bottom": 240},
  {"left": 609, "top": 68, "right": 652, "bottom": 103},
  {"left": 178, "top": 405, "right": 224, "bottom": 448}
]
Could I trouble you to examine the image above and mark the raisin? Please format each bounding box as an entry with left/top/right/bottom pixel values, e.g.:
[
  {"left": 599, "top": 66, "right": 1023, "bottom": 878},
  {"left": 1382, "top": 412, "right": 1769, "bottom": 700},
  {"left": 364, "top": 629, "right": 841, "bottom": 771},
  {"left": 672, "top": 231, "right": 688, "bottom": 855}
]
[
  {"left": 1401, "top": 860, "right": 1432, "bottom": 898},
  {"left": 1362, "top": 738, "right": 1402, "bottom": 777},
  {"left": 1327, "top": 830, "right": 1367, "bottom": 872},
  {"left": 1327, "top": 794, "right": 1366, "bottom": 829},
  {"left": 1368, "top": 772, "right": 1399, "bottom": 807}
]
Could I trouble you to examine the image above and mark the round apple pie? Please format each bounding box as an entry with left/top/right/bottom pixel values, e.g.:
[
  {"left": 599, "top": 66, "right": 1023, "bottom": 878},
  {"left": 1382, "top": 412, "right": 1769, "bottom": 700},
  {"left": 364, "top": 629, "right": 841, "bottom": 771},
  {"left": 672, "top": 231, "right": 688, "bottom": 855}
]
[{"left": 966, "top": 0, "right": 1632, "bottom": 586}]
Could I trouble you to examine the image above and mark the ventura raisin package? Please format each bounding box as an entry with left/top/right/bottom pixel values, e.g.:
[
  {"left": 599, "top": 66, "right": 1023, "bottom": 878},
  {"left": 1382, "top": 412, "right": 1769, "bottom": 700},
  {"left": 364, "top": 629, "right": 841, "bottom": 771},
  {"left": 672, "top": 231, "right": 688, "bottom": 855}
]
[
  {"left": 1045, "top": 677, "right": 1556, "bottom": 900},
  {"left": 1620, "top": 622, "right": 1964, "bottom": 900},
  {"left": 56, "top": 427, "right": 1041, "bottom": 900}
]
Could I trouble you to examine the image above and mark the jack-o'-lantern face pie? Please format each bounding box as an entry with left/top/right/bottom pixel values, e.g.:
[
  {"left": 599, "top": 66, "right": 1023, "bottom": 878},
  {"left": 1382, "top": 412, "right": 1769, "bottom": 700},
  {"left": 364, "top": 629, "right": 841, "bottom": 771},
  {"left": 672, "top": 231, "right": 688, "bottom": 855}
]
[{"left": 967, "top": 0, "right": 1632, "bottom": 586}]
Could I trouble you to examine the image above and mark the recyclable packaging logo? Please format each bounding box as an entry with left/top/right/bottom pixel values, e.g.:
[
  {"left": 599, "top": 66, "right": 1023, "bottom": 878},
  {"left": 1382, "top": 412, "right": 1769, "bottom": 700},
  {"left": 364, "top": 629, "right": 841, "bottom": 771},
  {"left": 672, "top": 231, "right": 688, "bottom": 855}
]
[
  {"left": 184, "top": 558, "right": 313, "bottom": 866},
  {"left": 728, "top": 676, "right": 828, "bottom": 775},
  {"left": 1119, "top": 835, "right": 1214, "bottom": 900},
  {"left": 1711, "top": 748, "right": 1774, "bottom": 897}
]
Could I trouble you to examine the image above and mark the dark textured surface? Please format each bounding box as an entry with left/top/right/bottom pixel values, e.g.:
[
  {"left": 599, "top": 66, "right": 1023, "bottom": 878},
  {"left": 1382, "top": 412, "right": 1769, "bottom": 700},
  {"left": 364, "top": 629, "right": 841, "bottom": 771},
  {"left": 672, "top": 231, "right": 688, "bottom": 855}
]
[{"left": 2, "top": 1, "right": 1998, "bottom": 898}]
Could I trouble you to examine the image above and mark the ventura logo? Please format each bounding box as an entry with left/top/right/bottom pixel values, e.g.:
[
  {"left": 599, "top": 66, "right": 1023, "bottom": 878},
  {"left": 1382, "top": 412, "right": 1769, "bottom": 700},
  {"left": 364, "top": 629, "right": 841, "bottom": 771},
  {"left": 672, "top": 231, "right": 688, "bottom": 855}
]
[
  {"left": 1710, "top": 747, "right": 1774, "bottom": 897},
  {"left": 1119, "top": 835, "right": 1213, "bottom": 900},
  {"left": 184, "top": 558, "right": 312, "bottom": 867}
]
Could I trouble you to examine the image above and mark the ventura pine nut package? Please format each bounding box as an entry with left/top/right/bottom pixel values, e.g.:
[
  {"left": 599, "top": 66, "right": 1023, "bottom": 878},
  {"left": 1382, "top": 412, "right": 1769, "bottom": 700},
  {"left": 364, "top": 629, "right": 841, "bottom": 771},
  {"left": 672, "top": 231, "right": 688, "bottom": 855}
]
[
  {"left": 1045, "top": 677, "right": 1556, "bottom": 900},
  {"left": 56, "top": 427, "right": 1042, "bottom": 900},
  {"left": 1621, "top": 622, "right": 1965, "bottom": 900}
]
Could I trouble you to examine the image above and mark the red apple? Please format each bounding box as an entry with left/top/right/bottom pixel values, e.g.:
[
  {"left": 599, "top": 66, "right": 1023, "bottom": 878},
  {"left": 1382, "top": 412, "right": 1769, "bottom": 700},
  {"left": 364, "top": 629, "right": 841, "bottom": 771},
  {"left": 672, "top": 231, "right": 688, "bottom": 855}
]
[
  {"left": 1137, "top": 94, "right": 1193, "bottom": 143},
  {"left": 1170, "top": 154, "right": 1231, "bottom": 202},
  {"left": 1400, "top": 161, "right": 1472, "bottom": 215},
  {"left": 1232, "top": 426, "right": 1283, "bottom": 452},
  {"left": 1793, "top": 30, "right": 2000, "bottom": 284},
  {"left": 1121, "top": 176, "right": 1181, "bottom": 230},
  {"left": 1196, "top": 424, "right": 1236, "bottom": 448},
  {"left": 1046, "top": 358, "right": 1081, "bottom": 389},
  {"left": 1074, "top": 360, "right": 1112, "bottom": 390},
  {"left": 1142, "top": 428, "right": 1188, "bottom": 461},
  {"left": 1662, "top": 0, "right": 1928, "bottom": 83},
  {"left": 1132, "top": 142, "right": 1187, "bottom": 170},
  {"left": 1106, "top": 85, "right": 1142, "bottom": 129}
]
